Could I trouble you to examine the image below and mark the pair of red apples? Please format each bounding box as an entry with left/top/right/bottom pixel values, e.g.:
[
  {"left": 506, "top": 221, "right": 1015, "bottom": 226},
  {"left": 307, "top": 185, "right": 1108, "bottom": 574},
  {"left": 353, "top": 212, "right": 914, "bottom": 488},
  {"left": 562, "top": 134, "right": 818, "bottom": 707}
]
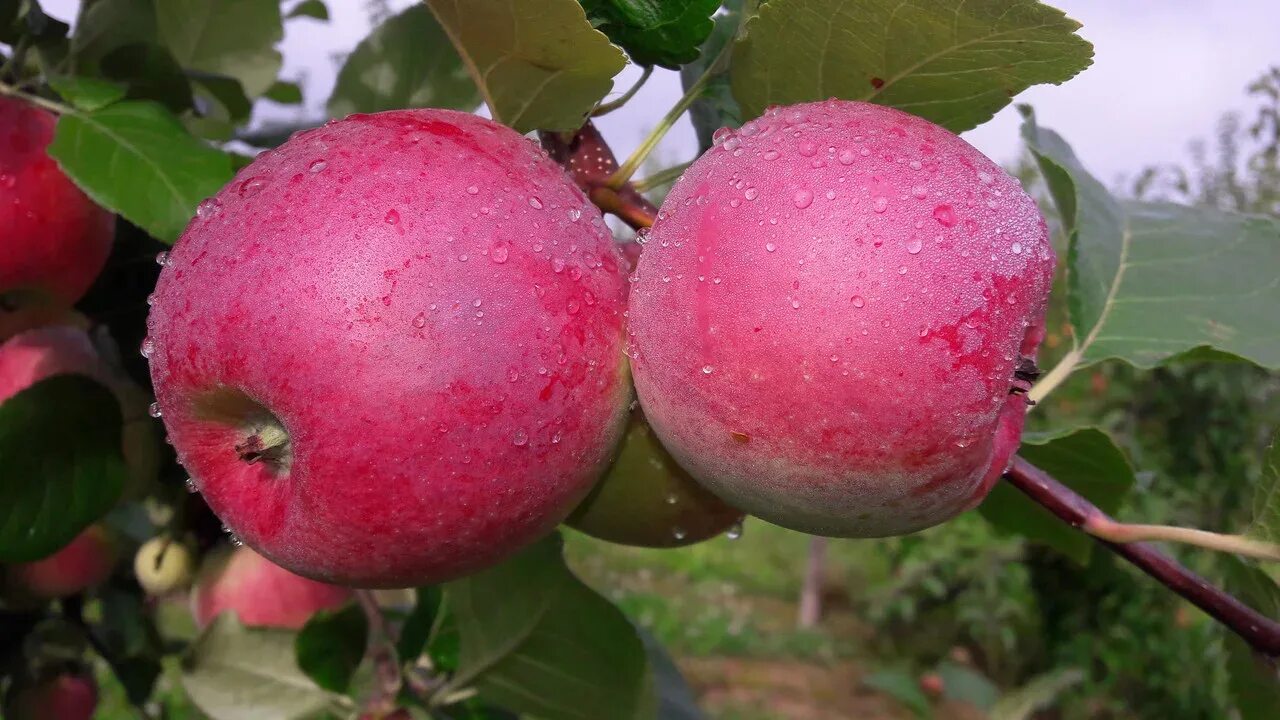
[{"left": 20, "top": 98, "right": 1055, "bottom": 589}]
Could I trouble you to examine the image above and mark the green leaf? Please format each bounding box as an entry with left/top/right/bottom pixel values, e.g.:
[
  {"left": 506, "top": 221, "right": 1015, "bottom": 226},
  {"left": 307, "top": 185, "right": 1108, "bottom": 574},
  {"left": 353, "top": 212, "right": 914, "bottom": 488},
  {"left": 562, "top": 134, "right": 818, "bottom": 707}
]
[
  {"left": 1021, "top": 108, "right": 1280, "bottom": 370},
  {"left": 990, "top": 668, "right": 1085, "bottom": 720},
  {"left": 1248, "top": 434, "right": 1280, "bottom": 544},
  {"left": 445, "top": 533, "right": 654, "bottom": 720},
  {"left": 264, "top": 80, "right": 303, "bottom": 105},
  {"left": 937, "top": 662, "right": 998, "bottom": 710},
  {"left": 863, "top": 670, "right": 931, "bottom": 719},
  {"left": 49, "top": 76, "right": 127, "bottom": 111},
  {"left": 155, "top": 0, "right": 283, "bottom": 98},
  {"left": 580, "top": 0, "right": 720, "bottom": 68},
  {"left": 979, "top": 428, "right": 1135, "bottom": 564},
  {"left": 0, "top": 375, "right": 125, "bottom": 563},
  {"left": 68, "top": 0, "right": 158, "bottom": 73},
  {"left": 1217, "top": 557, "right": 1280, "bottom": 720},
  {"left": 640, "top": 626, "right": 705, "bottom": 720},
  {"left": 730, "top": 0, "right": 1093, "bottom": 132},
  {"left": 190, "top": 73, "right": 253, "bottom": 123},
  {"left": 48, "top": 101, "right": 235, "bottom": 243},
  {"left": 294, "top": 603, "right": 368, "bottom": 694},
  {"left": 183, "top": 614, "right": 336, "bottom": 720},
  {"left": 328, "top": 5, "right": 480, "bottom": 118},
  {"left": 286, "top": 0, "right": 328, "bottom": 21},
  {"left": 100, "top": 42, "right": 195, "bottom": 113},
  {"left": 396, "top": 586, "right": 442, "bottom": 662},
  {"left": 426, "top": 0, "right": 627, "bottom": 132},
  {"left": 682, "top": 1, "right": 743, "bottom": 152}
]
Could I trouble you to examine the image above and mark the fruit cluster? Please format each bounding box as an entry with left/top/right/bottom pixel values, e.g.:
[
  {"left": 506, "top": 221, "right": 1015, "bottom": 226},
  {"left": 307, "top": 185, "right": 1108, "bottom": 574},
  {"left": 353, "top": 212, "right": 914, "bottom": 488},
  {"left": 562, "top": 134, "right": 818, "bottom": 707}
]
[{"left": 2, "top": 94, "right": 1052, "bottom": 716}]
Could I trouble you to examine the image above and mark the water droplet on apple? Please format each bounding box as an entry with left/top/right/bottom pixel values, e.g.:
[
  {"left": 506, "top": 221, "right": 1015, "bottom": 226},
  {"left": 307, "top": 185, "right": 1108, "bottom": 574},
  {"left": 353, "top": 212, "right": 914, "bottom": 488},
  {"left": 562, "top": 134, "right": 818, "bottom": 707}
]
[
  {"left": 155, "top": 251, "right": 170, "bottom": 266},
  {"left": 763, "top": 149, "right": 780, "bottom": 161},
  {"left": 139, "top": 337, "right": 155, "bottom": 358},
  {"left": 308, "top": 160, "right": 327, "bottom": 173},
  {"left": 238, "top": 177, "right": 265, "bottom": 197},
  {"left": 851, "top": 295, "right": 865, "bottom": 308},
  {"left": 932, "top": 204, "right": 956, "bottom": 227},
  {"left": 528, "top": 196, "right": 543, "bottom": 210},
  {"left": 726, "top": 520, "right": 744, "bottom": 540},
  {"left": 512, "top": 430, "right": 529, "bottom": 446},
  {"left": 665, "top": 492, "right": 679, "bottom": 505},
  {"left": 765, "top": 242, "right": 777, "bottom": 252},
  {"left": 490, "top": 241, "right": 510, "bottom": 264},
  {"left": 793, "top": 189, "right": 814, "bottom": 209},
  {"left": 905, "top": 237, "right": 922, "bottom": 254},
  {"left": 672, "top": 526, "right": 687, "bottom": 541},
  {"left": 838, "top": 150, "right": 856, "bottom": 165},
  {"left": 1011, "top": 242, "right": 1023, "bottom": 254},
  {"left": 412, "top": 312, "right": 426, "bottom": 328},
  {"left": 384, "top": 209, "right": 400, "bottom": 225},
  {"left": 184, "top": 478, "right": 198, "bottom": 493},
  {"left": 873, "top": 197, "right": 889, "bottom": 213},
  {"left": 148, "top": 402, "right": 162, "bottom": 418},
  {"left": 568, "top": 208, "right": 581, "bottom": 222},
  {"left": 702, "top": 364, "right": 715, "bottom": 375}
]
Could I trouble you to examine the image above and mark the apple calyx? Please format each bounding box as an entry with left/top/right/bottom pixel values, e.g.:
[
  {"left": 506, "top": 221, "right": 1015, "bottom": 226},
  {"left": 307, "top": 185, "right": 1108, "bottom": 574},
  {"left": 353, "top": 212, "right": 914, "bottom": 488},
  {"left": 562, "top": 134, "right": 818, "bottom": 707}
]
[{"left": 234, "top": 422, "right": 290, "bottom": 468}]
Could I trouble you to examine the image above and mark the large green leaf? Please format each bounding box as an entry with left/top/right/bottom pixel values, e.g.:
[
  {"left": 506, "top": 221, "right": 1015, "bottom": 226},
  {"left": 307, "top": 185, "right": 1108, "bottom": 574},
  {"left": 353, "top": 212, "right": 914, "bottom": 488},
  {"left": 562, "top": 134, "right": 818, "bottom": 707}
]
[
  {"left": 1022, "top": 108, "right": 1280, "bottom": 369},
  {"left": 155, "top": 0, "right": 283, "bottom": 97},
  {"left": 979, "top": 428, "right": 1134, "bottom": 565},
  {"left": 580, "top": 0, "right": 720, "bottom": 68},
  {"left": 48, "top": 75, "right": 127, "bottom": 111},
  {"left": 445, "top": 534, "right": 654, "bottom": 720},
  {"left": 182, "top": 615, "right": 336, "bottom": 720},
  {"left": 0, "top": 375, "right": 126, "bottom": 563},
  {"left": 682, "top": 0, "right": 744, "bottom": 152},
  {"left": 1219, "top": 557, "right": 1280, "bottom": 720},
  {"left": 294, "top": 603, "right": 367, "bottom": 694},
  {"left": 68, "top": 0, "right": 158, "bottom": 73},
  {"left": 328, "top": 4, "right": 480, "bottom": 118},
  {"left": 730, "top": 0, "right": 1093, "bottom": 132},
  {"left": 1248, "top": 434, "right": 1280, "bottom": 545},
  {"left": 426, "top": 0, "right": 627, "bottom": 132},
  {"left": 48, "top": 101, "right": 235, "bottom": 243}
]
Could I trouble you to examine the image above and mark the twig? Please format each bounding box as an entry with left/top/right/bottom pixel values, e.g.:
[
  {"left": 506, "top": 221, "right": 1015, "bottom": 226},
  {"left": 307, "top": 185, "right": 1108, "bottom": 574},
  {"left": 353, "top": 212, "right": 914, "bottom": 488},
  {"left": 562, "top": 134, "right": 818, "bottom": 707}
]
[
  {"left": 354, "top": 589, "right": 402, "bottom": 713},
  {"left": 593, "top": 66, "right": 652, "bottom": 117},
  {"left": 1004, "top": 456, "right": 1280, "bottom": 657}
]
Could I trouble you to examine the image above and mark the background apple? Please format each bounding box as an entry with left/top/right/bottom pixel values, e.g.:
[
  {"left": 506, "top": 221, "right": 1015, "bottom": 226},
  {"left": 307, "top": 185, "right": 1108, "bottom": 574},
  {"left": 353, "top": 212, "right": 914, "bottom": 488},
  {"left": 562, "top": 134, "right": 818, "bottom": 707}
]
[
  {"left": 6, "top": 526, "right": 116, "bottom": 599},
  {"left": 0, "top": 96, "right": 114, "bottom": 308},
  {"left": 146, "top": 109, "right": 630, "bottom": 587},
  {"left": 569, "top": 407, "right": 744, "bottom": 547},
  {"left": 191, "top": 545, "right": 352, "bottom": 629},
  {"left": 628, "top": 100, "right": 1055, "bottom": 538},
  {"left": 2, "top": 671, "right": 98, "bottom": 720},
  {"left": 134, "top": 536, "right": 196, "bottom": 595}
]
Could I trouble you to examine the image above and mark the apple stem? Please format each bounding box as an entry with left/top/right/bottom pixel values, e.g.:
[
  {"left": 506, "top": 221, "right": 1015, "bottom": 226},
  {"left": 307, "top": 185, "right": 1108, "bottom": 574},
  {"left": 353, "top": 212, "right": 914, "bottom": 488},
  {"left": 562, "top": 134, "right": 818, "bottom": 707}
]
[
  {"left": 1004, "top": 455, "right": 1280, "bottom": 657},
  {"left": 1026, "top": 348, "right": 1081, "bottom": 406},
  {"left": 355, "top": 589, "right": 403, "bottom": 713}
]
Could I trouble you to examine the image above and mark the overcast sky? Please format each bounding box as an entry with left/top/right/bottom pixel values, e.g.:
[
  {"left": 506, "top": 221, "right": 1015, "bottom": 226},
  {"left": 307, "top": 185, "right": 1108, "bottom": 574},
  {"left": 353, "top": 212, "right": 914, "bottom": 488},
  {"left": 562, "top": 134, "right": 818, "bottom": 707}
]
[{"left": 40, "top": 0, "right": 1280, "bottom": 183}]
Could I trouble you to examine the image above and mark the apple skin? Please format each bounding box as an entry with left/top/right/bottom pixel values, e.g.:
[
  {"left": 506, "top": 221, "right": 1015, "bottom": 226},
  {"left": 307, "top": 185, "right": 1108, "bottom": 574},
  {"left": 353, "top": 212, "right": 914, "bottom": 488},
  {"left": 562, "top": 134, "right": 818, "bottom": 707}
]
[
  {"left": 146, "top": 109, "right": 630, "bottom": 587},
  {"left": 628, "top": 100, "right": 1054, "bottom": 537},
  {"left": 3, "top": 672, "right": 98, "bottom": 720},
  {"left": 0, "top": 96, "right": 114, "bottom": 307},
  {"left": 0, "top": 325, "right": 161, "bottom": 496},
  {"left": 6, "top": 526, "right": 116, "bottom": 599},
  {"left": 569, "top": 407, "right": 744, "bottom": 547},
  {"left": 134, "top": 536, "right": 196, "bottom": 595},
  {"left": 191, "top": 546, "right": 352, "bottom": 630}
]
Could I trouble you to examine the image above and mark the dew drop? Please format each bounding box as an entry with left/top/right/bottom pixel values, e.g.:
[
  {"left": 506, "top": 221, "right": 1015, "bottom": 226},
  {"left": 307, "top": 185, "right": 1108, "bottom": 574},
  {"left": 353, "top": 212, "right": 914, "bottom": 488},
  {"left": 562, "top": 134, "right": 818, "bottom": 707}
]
[
  {"left": 851, "top": 295, "right": 865, "bottom": 308},
  {"left": 148, "top": 402, "right": 162, "bottom": 418},
  {"left": 744, "top": 187, "right": 759, "bottom": 201},
  {"left": 791, "top": 299, "right": 801, "bottom": 309},
  {"left": 672, "top": 527, "right": 687, "bottom": 541},
  {"left": 909, "top": 160, "right": 923, "bottom": 171},
  {"left": 491, "top": 241, "right": 510, "bottom": 264},
  {"left": 139, "top": 337, "right": 155, "bottom": 358},
  {"left": 911, "top": 185, "right": 928, "bottom": 199},
  {"left": 793, "top": 189, "right": 814, "bottom": 209},
  {"left": 195, "top": 198, "right": 221, "bottom": 219},
  {"left": 309, "top": 160, "right": 327, "bottom": 173},
  {"left": 765, "top": 242, "right": 776, "bottom": 252},
  {"left": 712, "top": 127, "right": 733, "bottom": 145},
  {"left": 155, "top": 251, "right": 170, "bottom": 266},
  {"left": 798, "top": 141, "right": 817, "bottom": 157},
  {"left": 512, "top": 430, "right": 529, "bottom": 447},
  {"left": 384, "top": 209, "right": 400, "bottom": 225},
  {"left": 763, "top": 149, "right": 780, "bottom": 161},
  {"left": 838, "top": 150, "right": 856, "bottom": 165},
  {"left": 1011, "top": 242, "right": 1023, "bottom": 255},
  {"left": 873, "top": 197, "right": 889, "bottom": 213},
  {"left": 905, "top": 237, "right": 922, "bottom": 255},
  {"left": 528, "top": 196, "right": 543, "bottom": 209},
  {"left": 238, "top": 177, "right": 265, "bottom": 197},
  {"left": 184, "top": 478, "right": 198, "bottom": 494},
  {"left": 702, "top": 364, "right": 715, "bottom": 375},
  {"left": 977, "top": 171, "right": 995, "bottom": 185},
  {"left": 568, "top": 208, "right": 582, "bottom": 222},
  {"left": 932, "top": 204, "right": 956, "bottom": 227},
  {"left": 567, "top": 298, "right": 581, "bottom": 315},
  {"left": 726, "top": 520, "right": 744, "bottom": 540},
  {"left": 665, "top": 492, "right": 679, "bottom": 505},
  {"left": 412, "top": 312, "right": 426, "bottom": 328}
]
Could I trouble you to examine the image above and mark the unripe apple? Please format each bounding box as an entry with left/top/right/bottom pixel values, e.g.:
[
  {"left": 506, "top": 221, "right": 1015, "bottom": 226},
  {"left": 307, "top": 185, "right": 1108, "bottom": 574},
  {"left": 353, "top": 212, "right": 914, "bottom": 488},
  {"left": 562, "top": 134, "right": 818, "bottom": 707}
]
[
  {"left": 0, "top": 96, "right": 114, "bottom": 307},
  {"left": 569, "top": 407, "right": 743, "bottom": 547},
  {"left": 0, "top": 325, "right": 161, "bottom": 496},
  {"left": 145, "top": 109, "right": 630, "bottom": 587},
  {"left": 134, "top": 536, "right": 196, "bottom": 595},
  {"left": 191, "top": 546, "right": 352, "bottom": 630},
  {"left": 6, "top": 526, "right": 116, "bottom": 599},
  {"left": 3, "top": 671, "right": 98, "bottom": 720},
  {"left": 628, "top": 100, "right": 1054, "bottom": 537}
]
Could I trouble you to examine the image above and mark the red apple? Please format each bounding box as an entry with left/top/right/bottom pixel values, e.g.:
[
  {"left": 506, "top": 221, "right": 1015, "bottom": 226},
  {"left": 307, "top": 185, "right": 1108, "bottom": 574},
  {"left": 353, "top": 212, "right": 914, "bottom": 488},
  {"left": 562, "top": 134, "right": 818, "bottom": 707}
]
[
  {"left": 191, "top": 546, "right": 352, "bottom": 629},
  {"left": 0, "top": 96, "right": 114, "bottom": 307},
  {"left": 628, "top": 100, "right": 1054, "bottom": 537},
  {"left": 146, "top": 109, "right": 630, "bottom": 587},
  {"left": 6, "top": 526, "right": 116, "bottom": 599},
  {"left": 3, "top": 671, "right": 98, "bottom": 720},
  {"left": 0, "top": 325, "right": 161, "bottom": 496}
]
